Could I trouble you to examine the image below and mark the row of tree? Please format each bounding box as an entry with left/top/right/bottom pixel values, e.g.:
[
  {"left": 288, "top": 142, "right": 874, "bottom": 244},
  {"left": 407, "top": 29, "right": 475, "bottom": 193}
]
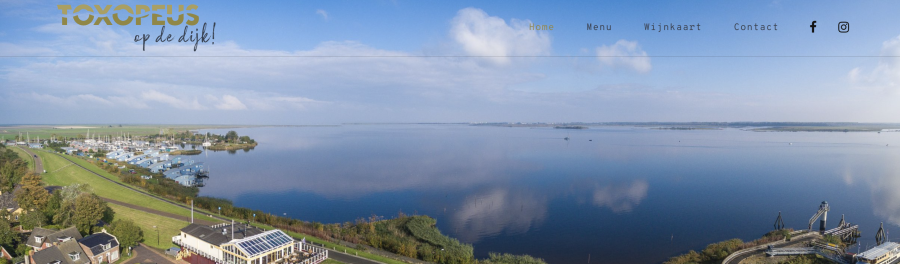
[{"left": 0, "top": 145, "right": 29, "bottom": 193}]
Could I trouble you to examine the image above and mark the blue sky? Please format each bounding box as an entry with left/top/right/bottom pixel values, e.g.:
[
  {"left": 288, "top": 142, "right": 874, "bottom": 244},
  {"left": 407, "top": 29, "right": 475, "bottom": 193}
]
[{"left": 2, "top": 0, "right": 900, "bottom": 124}]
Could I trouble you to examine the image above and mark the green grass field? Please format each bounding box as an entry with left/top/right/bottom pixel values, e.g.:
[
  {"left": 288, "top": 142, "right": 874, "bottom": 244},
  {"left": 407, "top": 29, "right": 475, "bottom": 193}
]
[
  {"left": 36, "top": 150, "right": 219, "bottom": 223},
  {"left": 107, "top": 203, "right": 187, "bottom": 250}
]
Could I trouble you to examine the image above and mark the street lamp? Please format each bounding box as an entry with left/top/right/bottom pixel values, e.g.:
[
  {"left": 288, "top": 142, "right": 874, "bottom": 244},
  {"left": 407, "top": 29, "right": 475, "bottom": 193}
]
[{"left": 153, "top": 226, "right": 159, "bottom": 246}]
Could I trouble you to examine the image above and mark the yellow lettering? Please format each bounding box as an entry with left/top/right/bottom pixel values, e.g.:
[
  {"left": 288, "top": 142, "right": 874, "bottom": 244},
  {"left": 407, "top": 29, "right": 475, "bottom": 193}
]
[
  {"left": 529, "top": 23, "right": 553, "bottom": 30},
  {"left": 94, "top": 5, "right": 112, "bottom": 14},
  {"left": 186, "top": 5, "right": 199, "bottom": 25},
  {"left": 58, "top": 5, "right": 72, "bottom": 25},
  {"left": 113, "top": 5, "right": 134, "bottom": 25},
  {"left": 73, "top": 4, "right": 94, "bottom": 26},
  {"left": 135, "top": 5, "right": 150, "bottom": 25},
  {"left": 93, "top": 5, "right": 112, "bottom": 25},
  {"left": 168, "top": 14, "right": 184, "bottom": 25},
  {"left": 59, "top": 4, "right": 200, "bottom": 26},
  {"left": 136, "top": 5, "right": 150, "bottom": 14},
  {"left": 151, "top": 5, "right": 165, "bottom": 25}
]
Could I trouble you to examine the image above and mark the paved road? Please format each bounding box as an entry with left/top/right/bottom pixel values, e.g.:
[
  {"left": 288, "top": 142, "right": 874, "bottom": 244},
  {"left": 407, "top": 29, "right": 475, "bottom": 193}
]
[
  {"left": 301, "top": 241, "right": 385, "bottom": 264},
  {"left": 724, "top": 234, "right": 818, "bottom": 264},
  {"left": 326, "top": 249, "right": 384, "bottom": 264},
  {"left": 41, "top": 151, "right": 385, "bottom": 264},
  {"left": 123, "top": 244, "right": 178, "bottom": 264},
  {"left": 17, "top": 146, "right": 43, "bottom": 173}
]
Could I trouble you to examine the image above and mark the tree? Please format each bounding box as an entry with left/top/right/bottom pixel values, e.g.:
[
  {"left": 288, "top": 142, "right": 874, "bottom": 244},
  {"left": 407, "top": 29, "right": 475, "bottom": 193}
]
[
  {"left": 15, "top": 244, "right": 30, "bottom": 259},
  {"left": 0, "top": 159, "right": 28, "bottom": 193},
  {"left": 43, "top": 189, "right": 62, "bottom": 220},
  {"left": 225, "top": 131, "right": 239, "bottom": 143},
  {"left": 20, "top": 212, "right": 47, "bottom": 230},
  {"left": 14, "top": 172, "right": 50, "bottom": 211},
  {"left": 73, "top": 193, "right": 109, "bottom": 235},
  {"left": 109, "top": 219, "right": 142, "bottom": 254},
  {"left": 0, "top": 218, "right": 17, "bottom": 247},
  {"left": 59, "top": 184, "right": 92, "bottom": 201}
]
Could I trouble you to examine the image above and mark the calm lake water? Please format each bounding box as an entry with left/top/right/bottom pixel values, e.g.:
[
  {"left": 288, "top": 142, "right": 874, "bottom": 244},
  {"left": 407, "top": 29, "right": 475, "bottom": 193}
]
[{"left": 189, "top": 125, "right": 900, "bottom": 263}]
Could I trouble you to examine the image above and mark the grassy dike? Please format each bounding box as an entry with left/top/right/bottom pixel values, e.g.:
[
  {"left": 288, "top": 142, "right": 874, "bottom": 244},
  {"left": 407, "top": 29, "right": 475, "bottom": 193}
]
[{"left": 36, "top": 151, "right": 218, "bottom": 223}]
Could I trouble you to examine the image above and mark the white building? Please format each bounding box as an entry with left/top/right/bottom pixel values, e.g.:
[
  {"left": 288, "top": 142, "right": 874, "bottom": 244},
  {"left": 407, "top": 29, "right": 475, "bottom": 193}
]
[{"left": 173, "top": 223, "right": 327, "bottom": 264}]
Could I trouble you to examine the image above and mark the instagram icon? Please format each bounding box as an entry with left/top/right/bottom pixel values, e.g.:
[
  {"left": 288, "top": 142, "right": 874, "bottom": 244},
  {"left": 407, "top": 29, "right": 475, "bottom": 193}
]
[{"left": 838, "top": 21, "right": 849, "bottom": 33}]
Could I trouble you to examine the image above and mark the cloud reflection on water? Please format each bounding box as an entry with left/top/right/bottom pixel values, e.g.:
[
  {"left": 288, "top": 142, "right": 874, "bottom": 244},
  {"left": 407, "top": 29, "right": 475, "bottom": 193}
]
[
  {"left": 450, "top": 179, "right": 649, "bottom": 242},
  {"left": 841, "top": 154, "right": 900, "bottom": 228},
  {"left": 592, "top": 180, "right": 649, "bottom": 213},
  {"left": 869, "top": 169, "right": 900, "bottom": 226},
  {"left": 451, "top": 188, "right": 548, "bottom": 242}
]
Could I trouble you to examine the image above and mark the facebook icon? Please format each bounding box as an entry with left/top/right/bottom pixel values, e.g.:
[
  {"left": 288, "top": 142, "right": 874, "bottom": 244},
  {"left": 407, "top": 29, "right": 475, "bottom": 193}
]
[{"left": 810, "top": 20, "right": 817, "bottom": 33}]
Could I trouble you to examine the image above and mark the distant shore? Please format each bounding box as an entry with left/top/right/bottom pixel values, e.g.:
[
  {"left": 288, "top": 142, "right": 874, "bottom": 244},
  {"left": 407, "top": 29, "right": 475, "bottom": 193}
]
[{"left": 471, "top": 122, "right": 900, "bottom": 132}]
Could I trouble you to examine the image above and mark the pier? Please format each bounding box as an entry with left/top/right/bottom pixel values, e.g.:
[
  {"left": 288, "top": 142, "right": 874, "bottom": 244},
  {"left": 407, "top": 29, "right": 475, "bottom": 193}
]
[{"left": 722, "top": 201, "right": 882, "bottom": 264}]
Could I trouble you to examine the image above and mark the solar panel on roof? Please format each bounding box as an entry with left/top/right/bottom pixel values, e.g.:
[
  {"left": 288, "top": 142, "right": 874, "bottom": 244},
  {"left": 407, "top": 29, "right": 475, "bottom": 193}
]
[{"left": 231, "top": 230, "right": 294, "bottom": 258}]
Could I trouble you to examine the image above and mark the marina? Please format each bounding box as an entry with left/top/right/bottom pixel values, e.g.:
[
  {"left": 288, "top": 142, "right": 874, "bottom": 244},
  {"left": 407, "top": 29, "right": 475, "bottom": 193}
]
[{"left": 51, "top": 130, "right": 214, "bottom": 187}]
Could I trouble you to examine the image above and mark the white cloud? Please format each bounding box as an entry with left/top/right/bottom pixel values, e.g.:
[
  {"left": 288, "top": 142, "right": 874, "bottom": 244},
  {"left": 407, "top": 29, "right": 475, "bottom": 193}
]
[
  {"left": 0, "top": 22, "right": 539, "bottom": 122},
  {"left": 140, "top": 90, "right": 206, "bottom": 110},
  {"left": 214, "top": 95, "right": 247, "bottom": 110},
  {"left": 24, "top": 92, "right": 114, "bottom": 107},
  {"left": 316, "top": 9, "right": 328, "bottom": 20},
  {"left": 849, "top": 34, "right": 900, "bottom": 95},
  {"left": 596, "top": 40, "right": 652, "bottom": 73},
  {"left": 449, "top": 7, "right": 552, "bottom": 65}
]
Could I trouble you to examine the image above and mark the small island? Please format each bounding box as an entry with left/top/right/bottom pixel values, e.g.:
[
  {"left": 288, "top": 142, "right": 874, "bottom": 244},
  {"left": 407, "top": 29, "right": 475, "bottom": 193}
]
[
  {"left": 652, "top": 127, "right": 721, "bottom": 130},
  {"left": 151, "top": 130, "right": 258, "bottom": 151},
  {"left": 203, "top": 130, "right": 258, "bottom": 150},
  {"left": 169, "top": 149, "right": 202, "bottom": 155}
]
